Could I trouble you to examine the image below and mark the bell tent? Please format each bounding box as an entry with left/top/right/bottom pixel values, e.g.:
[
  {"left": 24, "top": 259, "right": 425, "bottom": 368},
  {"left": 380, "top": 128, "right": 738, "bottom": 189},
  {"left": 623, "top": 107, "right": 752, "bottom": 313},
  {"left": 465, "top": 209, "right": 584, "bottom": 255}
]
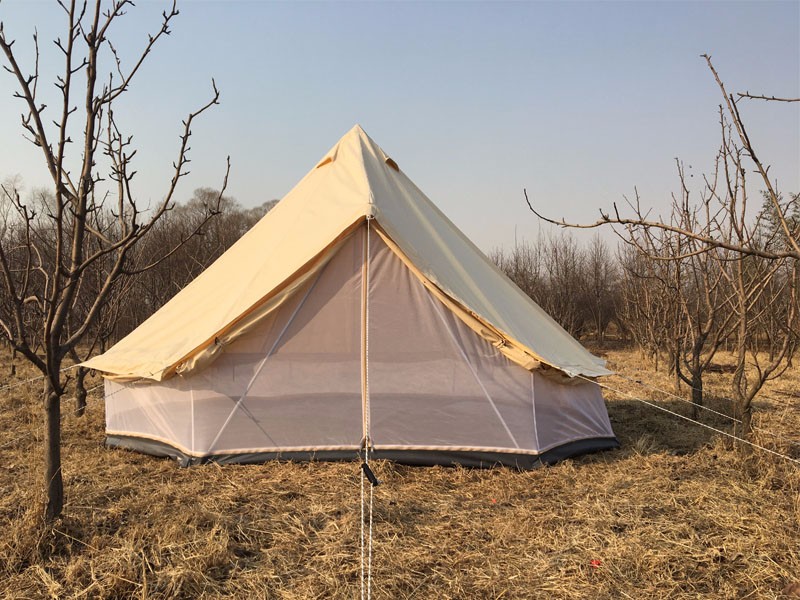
[{"left": 84, "top": 125, "right": 618, "bottom": 468}]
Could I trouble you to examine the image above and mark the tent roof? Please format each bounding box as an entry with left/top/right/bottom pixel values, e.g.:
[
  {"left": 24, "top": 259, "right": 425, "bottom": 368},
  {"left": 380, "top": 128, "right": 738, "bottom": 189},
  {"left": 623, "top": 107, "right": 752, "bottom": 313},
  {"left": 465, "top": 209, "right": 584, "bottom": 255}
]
[{"left": 83, "top": 125, "right": 610, "bottom": 380}]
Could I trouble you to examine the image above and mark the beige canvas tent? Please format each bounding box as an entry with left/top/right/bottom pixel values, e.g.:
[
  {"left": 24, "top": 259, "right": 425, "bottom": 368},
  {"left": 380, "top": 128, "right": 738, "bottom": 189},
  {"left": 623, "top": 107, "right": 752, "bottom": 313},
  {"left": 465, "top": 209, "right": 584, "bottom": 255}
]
[{"left": 84, "top": 125, "right": 617, "bottom": 467}]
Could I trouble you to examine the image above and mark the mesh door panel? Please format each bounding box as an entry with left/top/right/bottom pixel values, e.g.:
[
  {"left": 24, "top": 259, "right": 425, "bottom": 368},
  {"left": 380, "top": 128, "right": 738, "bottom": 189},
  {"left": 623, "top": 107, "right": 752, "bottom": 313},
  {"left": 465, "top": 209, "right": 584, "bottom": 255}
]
[
  {"left": 108, "top": 230, "right": 365, "bottom": 455},
  {"left": 203, "top": 228, "right": 364, "bottom": 453},
  {"left": 367, "top": 235, "right": 535, "bottom": 451}
]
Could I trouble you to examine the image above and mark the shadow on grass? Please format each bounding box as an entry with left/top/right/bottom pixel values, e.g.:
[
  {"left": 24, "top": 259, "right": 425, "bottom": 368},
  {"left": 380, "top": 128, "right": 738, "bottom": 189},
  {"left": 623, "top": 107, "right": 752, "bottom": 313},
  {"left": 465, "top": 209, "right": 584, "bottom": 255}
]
[{"left": 603, "top": 397, "right": 734, "bottom": 457}]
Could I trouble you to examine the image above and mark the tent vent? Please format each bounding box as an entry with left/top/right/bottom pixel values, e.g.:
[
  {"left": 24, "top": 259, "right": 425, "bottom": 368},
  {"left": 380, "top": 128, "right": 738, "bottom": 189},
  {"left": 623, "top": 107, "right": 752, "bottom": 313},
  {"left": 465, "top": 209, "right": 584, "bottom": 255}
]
[
  {"left": 316, "top": 156, "right": 334, "bottom": 169},
  {"left": 385, "top": 157, "right": 399, "bottom": 171}
]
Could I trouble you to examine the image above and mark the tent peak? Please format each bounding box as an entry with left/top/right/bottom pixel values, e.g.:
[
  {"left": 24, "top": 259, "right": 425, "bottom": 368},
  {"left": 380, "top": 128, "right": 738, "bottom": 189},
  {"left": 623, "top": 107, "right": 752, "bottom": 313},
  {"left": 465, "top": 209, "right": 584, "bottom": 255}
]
[
  {"left": 340, "top": 123, "right": 383, "bottom": 152},
  {"left": 317, "top": 124, "right": 400, "bottom": 178}
]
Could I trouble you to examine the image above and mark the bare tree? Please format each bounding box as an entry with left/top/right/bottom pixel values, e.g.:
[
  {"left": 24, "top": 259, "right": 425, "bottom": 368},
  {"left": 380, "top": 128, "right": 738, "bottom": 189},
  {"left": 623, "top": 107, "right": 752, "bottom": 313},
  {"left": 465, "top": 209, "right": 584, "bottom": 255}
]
[
  {"left": 527, "top": 56, "right": 798, "bottom": 439},
  {"left": 527, "top": 56, "right": 800, "bottom": 262},
  {"left": 120, "top": 191, "right": 276, "bottom": 334},
  {"left": 489, "top": 238, "right": 544, "bottom": 301},
  {"left": 625, "top": 159, "right": 743, "bottom": 415},
  {"left": 712, "top": 127, "right": 799, "bottom": 437},
  {"left": 580, "top": 233, "right": 617, "bottom": 344},
  {"left": 492, "top": 234, "right": 590, "bottom": 337},
  {"left": 0, "top": 0, "right": 228, "bottom": 521},
  {"left": 539, "top": 232, "right": 588, "bottom": 337},
  {"left": 617, "top": 246, "right": 661, "bottom": 363},
  {"left": 617, "top": 233, "right": 695, "bottom": 394}
]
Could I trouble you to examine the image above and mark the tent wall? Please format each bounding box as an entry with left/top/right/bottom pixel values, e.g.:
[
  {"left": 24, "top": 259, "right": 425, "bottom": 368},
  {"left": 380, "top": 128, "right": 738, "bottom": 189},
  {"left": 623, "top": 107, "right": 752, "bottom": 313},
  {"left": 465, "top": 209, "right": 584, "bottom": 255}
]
[{"left": 105, "top": 224, "right": 617, "bottom": 466}]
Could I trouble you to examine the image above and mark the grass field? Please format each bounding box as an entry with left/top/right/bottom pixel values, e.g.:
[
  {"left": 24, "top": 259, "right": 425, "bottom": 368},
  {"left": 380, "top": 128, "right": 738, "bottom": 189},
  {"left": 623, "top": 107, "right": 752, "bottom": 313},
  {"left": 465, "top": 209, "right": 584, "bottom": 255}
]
[{"left": 1, "top": 347, "right": 798, "bottom": 599}]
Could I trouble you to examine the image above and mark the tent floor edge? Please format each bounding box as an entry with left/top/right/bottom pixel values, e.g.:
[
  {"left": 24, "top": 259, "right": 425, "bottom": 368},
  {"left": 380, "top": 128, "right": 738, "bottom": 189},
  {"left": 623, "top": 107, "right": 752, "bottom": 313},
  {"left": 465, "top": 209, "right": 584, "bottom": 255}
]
[{"left": 105, "top": 435, "right": 620, "bottom": 469}]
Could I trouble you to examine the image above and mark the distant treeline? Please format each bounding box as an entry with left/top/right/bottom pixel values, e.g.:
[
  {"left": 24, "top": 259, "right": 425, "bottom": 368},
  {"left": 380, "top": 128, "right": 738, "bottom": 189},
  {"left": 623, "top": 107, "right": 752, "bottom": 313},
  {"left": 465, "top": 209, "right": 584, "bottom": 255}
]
[
  {"left": 491, "top": 195, "right": 798, "bottom": 360},
  {"left": 117, "top": 190, "right": 278, "bottom": 338},
  {"left": 492, "top": 192, "right": 799, "bottom": 428},
  {"left": 0, "top": 186, "right": 276, "bottom": 356}
]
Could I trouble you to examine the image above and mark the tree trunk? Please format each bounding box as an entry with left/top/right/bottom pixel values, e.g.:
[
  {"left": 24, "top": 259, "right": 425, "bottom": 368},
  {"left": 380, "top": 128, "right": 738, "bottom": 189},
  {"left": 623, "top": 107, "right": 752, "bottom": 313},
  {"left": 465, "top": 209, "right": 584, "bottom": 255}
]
[
  {"left": 595, "top": 315, "right": 604, "bottom": 346},
  {"left": 75, "top": 367, "right": 88, "bottom": 417},
  {"left": 690, "top": 374, "right": 703, "bottom": 420},
  {"left": 672, "top": 355, "right": 681, "bottom": 394},
  {"left": 739, "top": 404, "right": 753, "bottom": 442},
  {"left": 44, "top": 388, "right": 64, "bottom": 522}
]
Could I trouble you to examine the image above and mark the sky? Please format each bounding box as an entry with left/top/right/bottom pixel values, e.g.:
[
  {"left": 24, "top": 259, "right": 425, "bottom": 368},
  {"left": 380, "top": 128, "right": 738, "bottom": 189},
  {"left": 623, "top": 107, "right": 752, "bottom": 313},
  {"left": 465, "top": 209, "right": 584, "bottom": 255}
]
[{"left": 0, "top": 0, "right": 798, "bottom": 252}]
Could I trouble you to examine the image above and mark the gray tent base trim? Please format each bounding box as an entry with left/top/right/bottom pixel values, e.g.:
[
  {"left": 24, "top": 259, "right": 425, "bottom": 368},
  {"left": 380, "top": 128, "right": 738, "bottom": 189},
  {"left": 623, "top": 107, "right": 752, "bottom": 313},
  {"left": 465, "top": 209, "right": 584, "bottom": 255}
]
[{"left": 106, "top": 435, "right": 619, "bottom": 469}]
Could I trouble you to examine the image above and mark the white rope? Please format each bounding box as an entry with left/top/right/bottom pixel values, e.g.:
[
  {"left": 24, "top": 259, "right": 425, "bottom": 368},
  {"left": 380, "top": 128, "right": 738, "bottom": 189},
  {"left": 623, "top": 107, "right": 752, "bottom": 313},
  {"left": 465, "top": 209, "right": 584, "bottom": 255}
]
[
  {"left": 613, "top": 374, "right": 800, "bottom": 448},
  {"left": 363, "top": 217, "right": 376, "bottom": 600},
  {"left": 360, "top": 462, "right": 365, "bottom": 600},
  {"left": 0, "top": 424, "right": 42, "bottom": 450},
  {"left": 368, "top": 477, "right": 374, "bottom": 600},
  {"left": 365, "top": 217, "right": 372, "bottom": 460},
  {"left": 0, "top": 376, "right": 104, "bottom": 450},
  {"left": 0, "top": 372, "right": 150, "bottom": 450},
  {"left": 580, "top": 374, "right": 800, "bottom": 466},
  {"left": 355, "top": 218, "right": 379, "bottom": 599},
  {"left": 0, "top": 363, "right": 79, "bottom": 395},
  {"left": 0, "top": 363, "right": 98, "bottom": 449},
  {"left": 613, "top": 373, "right": 740, "bottom": 422},
  {"left": 616, "top": 370, "right": 797, "bottom": 413}
]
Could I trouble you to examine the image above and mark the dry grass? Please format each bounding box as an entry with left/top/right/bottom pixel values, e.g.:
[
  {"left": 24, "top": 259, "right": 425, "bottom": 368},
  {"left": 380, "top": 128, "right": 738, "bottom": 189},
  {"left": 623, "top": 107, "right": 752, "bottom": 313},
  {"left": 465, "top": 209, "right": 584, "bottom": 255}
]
[{"left": 1, "top": 348, "right": 799, "bottom": 599}]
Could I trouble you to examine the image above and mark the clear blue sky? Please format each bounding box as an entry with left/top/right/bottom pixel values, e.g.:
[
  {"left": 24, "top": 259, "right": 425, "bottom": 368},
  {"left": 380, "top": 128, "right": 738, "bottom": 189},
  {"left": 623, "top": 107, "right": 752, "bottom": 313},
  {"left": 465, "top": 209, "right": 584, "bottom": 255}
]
[{"left": 1, "top": 0, "right": 798, "bottom": 251}]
